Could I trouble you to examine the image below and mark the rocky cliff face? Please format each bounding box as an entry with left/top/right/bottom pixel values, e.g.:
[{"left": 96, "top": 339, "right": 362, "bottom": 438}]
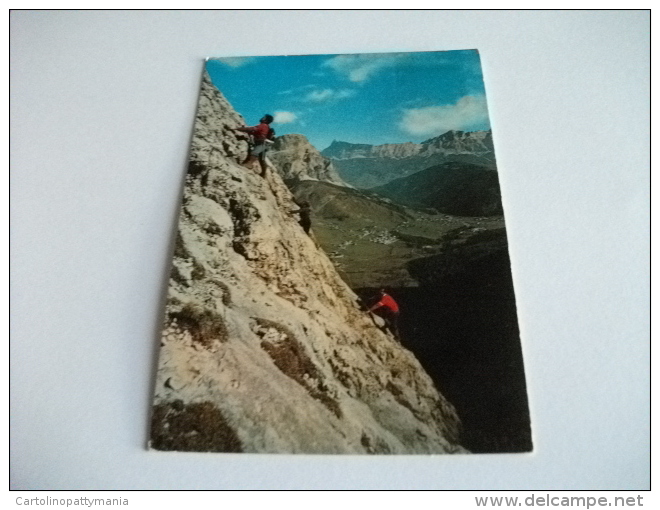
[
  {"left": 150, "top": 71, "right": 464, "bottom": 454},
  {"left": 269, "top": 134, "right": 348, "bottom": 187}
]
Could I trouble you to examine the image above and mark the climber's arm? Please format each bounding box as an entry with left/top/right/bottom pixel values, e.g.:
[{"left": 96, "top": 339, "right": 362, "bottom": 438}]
[
  {"left": 368, "top": 301, "right": 383, "bottom": 313},
  {"left": 233, "top": 125, "right": 256, "bottom": 133}
]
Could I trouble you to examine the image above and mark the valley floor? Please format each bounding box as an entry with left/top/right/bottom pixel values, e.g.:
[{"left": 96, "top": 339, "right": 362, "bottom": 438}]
[{"left": 317, "top": 210, "right": 505, "bottom": 289}]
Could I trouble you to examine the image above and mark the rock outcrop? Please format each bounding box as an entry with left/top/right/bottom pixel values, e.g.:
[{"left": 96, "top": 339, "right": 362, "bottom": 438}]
[
  {"left": 269, "top": 134, "right": 348, "bottom": 187},
  {"left": 150, "top": 71, "right": 464, "bottom": 454}
]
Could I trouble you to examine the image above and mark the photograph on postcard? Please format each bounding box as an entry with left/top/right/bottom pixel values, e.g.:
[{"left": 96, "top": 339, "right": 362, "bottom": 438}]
[{"left": 150, "top": 50, "right": 532, "bottom": 454}]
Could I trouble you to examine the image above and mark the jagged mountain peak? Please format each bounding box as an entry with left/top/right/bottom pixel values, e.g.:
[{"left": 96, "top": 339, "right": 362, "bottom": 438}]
[{"left": 425, "top": 128, "right": 490, "bottom": 139}]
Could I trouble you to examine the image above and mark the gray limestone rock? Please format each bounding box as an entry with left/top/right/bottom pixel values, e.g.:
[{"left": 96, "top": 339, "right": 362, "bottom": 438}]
[{"left": 269, "top": 133, "right": 349, "bottom": 187}]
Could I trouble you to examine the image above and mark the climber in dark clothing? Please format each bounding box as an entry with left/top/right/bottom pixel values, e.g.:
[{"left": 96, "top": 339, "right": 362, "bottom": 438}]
[
  {"left": 291, "top": 198, "right": 312, "bottom": 235},
  {"left": 232, "top": 114, "right": 275, "bottom": 177},
  {"left": 368, "top": 289, "right": 401, "bottom": 340}
]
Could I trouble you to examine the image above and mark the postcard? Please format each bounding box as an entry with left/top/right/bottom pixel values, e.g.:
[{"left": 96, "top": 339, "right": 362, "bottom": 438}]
[{"left": 150, "top": 50, "right": 531, "bottom": 454}]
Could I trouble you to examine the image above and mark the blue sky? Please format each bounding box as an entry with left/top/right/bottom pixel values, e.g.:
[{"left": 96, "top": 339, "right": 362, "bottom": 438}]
[{"left": 206, "top": 50, "right": 491, "bottom": 152}]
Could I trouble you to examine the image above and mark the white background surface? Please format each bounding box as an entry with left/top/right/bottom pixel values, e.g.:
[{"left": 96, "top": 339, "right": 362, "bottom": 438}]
[{"left": 10, "top": 10, "right": 650, "bottom": 489}]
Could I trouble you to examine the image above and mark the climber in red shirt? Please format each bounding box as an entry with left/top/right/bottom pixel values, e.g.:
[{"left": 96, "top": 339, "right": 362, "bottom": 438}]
[
  {"left": 232, "top": 114, "right": 275, "bottom": 177},
  {"left": 368, "top": 289, "right": 401, "bottom": 340}
]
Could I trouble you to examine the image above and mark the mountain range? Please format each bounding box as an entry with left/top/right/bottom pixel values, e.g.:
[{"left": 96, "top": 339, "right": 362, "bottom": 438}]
[{"left": 321, "top": 130, "right": 497, "bottom": 189}]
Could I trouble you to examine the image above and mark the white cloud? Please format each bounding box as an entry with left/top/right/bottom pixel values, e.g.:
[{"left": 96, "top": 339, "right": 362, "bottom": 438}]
[
  {"left": 323, "top": 53, "right": 407, "bottom": 82},
  {"left": 273, "top": 111, "right": 298, "bottom": 124},
  {"left": 304, "top": 88, "right": 356, "bottom": 102},
  {"left": 214, "top": 57, "right": 255, "bottom": 68},
  {"left": 278, "top": 84, "right": 316, "bottom": 96},
  {"left": 399, "top": 95, "right": 490, "bottom": 137}
]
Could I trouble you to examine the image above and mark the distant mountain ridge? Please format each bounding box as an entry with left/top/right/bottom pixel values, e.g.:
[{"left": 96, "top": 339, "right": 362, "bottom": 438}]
[
  {"left": 323, "top": 140, "right": 423, "bottom": 160},
  {"left": 321, "top": 130, "right": 496, "bottom": 189},
  {"left": 420, "top": 130, "right": 494, "bottom": 157},
  {"left": 324, "top": 130, "right": 493, "bottom": 160}
]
